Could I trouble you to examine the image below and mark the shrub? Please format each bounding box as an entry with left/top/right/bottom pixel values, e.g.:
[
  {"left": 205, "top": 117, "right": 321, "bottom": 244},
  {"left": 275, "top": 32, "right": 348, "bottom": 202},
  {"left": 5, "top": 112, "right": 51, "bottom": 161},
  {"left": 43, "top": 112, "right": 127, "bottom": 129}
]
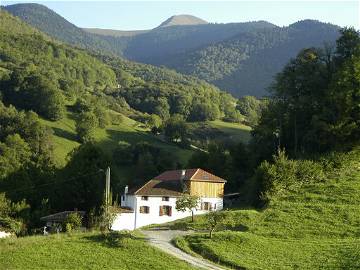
[
  {"left": 63, "top": 213, "right": 82, "bottom": 232},
  {"left": 255, "top": 150, "right": 326, "bottom": 202}
]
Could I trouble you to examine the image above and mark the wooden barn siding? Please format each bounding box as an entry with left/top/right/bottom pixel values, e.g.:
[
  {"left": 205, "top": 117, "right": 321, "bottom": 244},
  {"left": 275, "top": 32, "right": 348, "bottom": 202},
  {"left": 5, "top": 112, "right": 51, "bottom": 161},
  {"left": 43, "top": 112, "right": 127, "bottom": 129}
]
[{"left": 189, "top": 181, "right": 224, "bottom": 197}]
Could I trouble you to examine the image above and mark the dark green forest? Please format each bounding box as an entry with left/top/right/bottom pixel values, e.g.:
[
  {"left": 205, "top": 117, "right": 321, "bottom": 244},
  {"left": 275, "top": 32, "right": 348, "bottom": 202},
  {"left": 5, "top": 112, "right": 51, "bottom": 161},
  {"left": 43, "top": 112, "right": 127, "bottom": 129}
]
[{"left": 4, "top": 3, "right": 340, "bottom": 97}]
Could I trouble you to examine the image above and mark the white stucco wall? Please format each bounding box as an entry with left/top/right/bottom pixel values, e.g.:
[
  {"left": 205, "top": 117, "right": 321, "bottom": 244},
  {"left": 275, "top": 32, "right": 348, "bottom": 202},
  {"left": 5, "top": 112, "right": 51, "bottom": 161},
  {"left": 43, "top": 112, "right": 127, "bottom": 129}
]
[
  {"left": 113, "top": 195, "right": 223, "bottom": 230},
  {"left": 111, "top": 212, "right": 135, "bottom": 231},
  {"left": 0, "top": 231, "right": 12, "bottom": 238}
]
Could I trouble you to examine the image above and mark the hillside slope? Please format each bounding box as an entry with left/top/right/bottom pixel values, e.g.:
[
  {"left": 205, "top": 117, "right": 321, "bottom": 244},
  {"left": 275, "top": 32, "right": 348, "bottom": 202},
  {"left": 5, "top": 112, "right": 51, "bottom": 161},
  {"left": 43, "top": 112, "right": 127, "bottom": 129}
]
[
  {"left": 4, "top": 3, "right": 341, "bottom": 97},
  {"left": 171, "top": 152, "right": 360, "bottom": 269},
  {"left": 0, "top": 232, "right": 195, "bottom": 270},
  {"left": 2, "top": 3, "right": 127, "bottom": 56},
  {"left": 163, "top": 20, "right": 340, "bottom": 97}
]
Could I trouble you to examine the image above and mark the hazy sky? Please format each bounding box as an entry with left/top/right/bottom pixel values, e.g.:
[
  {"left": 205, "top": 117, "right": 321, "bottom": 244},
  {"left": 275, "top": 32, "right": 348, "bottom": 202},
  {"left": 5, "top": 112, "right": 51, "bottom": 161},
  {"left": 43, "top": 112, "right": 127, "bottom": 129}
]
[{"left": 2, "top": 0, "right": 359, "bottom": 30}]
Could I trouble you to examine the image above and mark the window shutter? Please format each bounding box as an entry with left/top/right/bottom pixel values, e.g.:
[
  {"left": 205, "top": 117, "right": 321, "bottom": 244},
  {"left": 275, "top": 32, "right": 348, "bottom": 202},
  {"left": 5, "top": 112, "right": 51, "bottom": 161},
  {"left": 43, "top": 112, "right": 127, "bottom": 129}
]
[
  {"left": 169, "top": 206, "right": 172, "bottom": 216},
  {"left": 159, "top": 206, "right": 163, "bottom": 216}
]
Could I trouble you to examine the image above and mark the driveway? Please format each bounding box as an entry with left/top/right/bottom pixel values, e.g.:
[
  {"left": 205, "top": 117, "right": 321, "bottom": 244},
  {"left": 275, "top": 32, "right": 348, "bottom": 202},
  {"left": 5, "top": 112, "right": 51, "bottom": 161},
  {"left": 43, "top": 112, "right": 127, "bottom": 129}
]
[{"left": 141, "top": 229, "right": 225, "bottom": 270}]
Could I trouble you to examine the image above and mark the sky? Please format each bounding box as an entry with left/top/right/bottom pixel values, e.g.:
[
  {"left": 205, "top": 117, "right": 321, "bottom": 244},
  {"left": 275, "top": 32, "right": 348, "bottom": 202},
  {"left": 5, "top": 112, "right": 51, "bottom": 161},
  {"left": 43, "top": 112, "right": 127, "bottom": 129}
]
[{"left": 1, "top": 0, "right": 359, "bottom": 30}]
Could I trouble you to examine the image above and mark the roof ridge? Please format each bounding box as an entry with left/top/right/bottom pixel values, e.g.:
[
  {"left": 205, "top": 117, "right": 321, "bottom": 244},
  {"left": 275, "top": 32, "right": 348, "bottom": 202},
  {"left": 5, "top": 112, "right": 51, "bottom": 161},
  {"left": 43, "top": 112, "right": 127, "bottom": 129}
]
[{"left": 189, "top": 168, "right": 200, "bottom": 180}]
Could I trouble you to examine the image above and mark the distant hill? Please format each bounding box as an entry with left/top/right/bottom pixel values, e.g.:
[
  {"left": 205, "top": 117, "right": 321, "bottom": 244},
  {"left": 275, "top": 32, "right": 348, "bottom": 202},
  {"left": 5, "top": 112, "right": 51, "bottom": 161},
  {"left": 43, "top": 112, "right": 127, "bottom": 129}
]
[
  {"left": 157, "top": 15, "right": 208, "bottom": 28},
  {"left": 161, "top": 20, "right": 340, "bottom": 97},
  {"left": 4, "top": 3, "right": 341, "bottom": 97},
  {"left": 83, "top": 28, "right": 149, "bottom": 37},
  {"left": 2, "top": 3, "right": 127, "bottom": 56}
]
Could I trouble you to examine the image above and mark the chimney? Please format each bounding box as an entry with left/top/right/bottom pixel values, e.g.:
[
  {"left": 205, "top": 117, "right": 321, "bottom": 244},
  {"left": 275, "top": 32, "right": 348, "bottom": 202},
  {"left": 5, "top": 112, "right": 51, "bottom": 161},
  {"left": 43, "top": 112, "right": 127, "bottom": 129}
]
[
  {"left": 124, "top": 185, "right": 128, "bottom": 194},
  {"left": 180, "top": 169, "right": 187, "bottom": 192},
  {"left": 181, "top": 169, "right": 186, "bottom": 180}
]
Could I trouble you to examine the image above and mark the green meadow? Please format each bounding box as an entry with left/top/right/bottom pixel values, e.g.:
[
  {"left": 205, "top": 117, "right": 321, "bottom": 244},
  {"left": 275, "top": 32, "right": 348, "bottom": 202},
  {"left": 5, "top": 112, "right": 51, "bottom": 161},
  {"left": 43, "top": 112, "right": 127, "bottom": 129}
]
[
  {"left": 0, "top": 232, "right": 196, "bottom": 270},
  {"left": 171, "top": 164, "right": 360, "bottom": 269}
]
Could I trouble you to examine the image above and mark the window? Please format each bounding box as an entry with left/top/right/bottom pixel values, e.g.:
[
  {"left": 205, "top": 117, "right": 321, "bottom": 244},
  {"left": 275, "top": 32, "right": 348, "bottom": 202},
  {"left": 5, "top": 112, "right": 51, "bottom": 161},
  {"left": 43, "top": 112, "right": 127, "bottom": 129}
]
[
  {"left": 139, "top": 206, "right": 150, "bottom": 214},
  {"left": 159, "top": 205, "right": 172, "bottom": 216},
  {"left": 162, "top": 196, "right": 169, "bottom": 201},
  {"left": 141, "top": 196, "right": 148, "bottom": 201},
  {"left": 201, "top": 202, "right": 210, "bottom": 211}
]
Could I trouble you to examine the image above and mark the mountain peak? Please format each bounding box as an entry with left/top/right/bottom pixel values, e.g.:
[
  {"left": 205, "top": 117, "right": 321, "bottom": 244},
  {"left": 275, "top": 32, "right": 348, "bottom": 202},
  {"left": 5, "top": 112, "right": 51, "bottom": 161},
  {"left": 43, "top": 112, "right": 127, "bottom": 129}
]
[{"left": 157, "top": 15, "right": 208, "bottom": 28}]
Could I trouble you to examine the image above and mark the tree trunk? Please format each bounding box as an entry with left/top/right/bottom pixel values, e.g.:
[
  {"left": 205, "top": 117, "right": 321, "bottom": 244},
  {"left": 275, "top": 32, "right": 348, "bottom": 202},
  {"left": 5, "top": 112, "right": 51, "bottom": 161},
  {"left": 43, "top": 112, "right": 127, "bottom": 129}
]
[
  {"left": 191, "top": 210, "right": 194, "bottom": 222},
  {"left": 294, "top": 111, "right": 298, "bottom": 157},
  {"left": 209, "top": 228, "right": 214, "bottom": 239}
]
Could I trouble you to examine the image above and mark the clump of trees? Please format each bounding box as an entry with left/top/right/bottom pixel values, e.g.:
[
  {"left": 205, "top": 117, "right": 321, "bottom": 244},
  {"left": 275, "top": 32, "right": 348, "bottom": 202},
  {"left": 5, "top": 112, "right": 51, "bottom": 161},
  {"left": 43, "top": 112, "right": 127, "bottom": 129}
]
[
  {"left": 113, "top": 141, "right": 178, "bottom": 185},
  {"left": 236, "top": 96, "right": 267, "bottom": 127},
  {"left": 252, "top": 27, "right": 360, "bottom": 160},
  {"left": 0, "top": 70, "right": 65, "bottom": 121}
]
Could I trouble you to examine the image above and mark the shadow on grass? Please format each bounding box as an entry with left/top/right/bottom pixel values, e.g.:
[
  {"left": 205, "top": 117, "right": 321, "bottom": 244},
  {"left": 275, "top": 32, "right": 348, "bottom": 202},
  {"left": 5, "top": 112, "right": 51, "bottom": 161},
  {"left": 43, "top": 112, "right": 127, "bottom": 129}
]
[
  {"left": 52, "top": 127, "right": 77, "bottom": 141},
  {"left": 184, "top": 234, "right": 246, "bottom": 270},
  {"left": 84, "top": 231, "right": 143, "bottom": 248}
]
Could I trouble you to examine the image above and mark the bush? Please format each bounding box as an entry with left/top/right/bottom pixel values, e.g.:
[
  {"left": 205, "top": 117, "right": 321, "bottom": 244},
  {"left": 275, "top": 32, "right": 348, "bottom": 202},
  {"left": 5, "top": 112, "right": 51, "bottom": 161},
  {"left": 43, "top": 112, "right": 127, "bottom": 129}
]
[
  {"left": 255, "top": 150, "right": 326, "bottom": 202},
  {"left": 63, "top": 213, "right": 82, "bottom": 232}
]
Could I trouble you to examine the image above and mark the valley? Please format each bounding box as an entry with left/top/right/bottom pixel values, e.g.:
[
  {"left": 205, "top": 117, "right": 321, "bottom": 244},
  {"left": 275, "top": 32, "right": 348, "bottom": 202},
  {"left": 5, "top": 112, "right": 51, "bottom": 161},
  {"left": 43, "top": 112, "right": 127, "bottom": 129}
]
[{"left": 0, "top": 2, "right": 359, "bottom": 270}]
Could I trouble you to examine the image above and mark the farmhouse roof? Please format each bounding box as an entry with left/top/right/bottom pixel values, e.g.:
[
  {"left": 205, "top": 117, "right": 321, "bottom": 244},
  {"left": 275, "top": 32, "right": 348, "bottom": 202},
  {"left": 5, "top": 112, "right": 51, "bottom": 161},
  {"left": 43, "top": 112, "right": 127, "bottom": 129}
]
[
  {"left": 40, "top": 211, "right": 85, "bottom": 223},
  {"left": 129, "top": 168, "right": 226, "bottom": 196}
]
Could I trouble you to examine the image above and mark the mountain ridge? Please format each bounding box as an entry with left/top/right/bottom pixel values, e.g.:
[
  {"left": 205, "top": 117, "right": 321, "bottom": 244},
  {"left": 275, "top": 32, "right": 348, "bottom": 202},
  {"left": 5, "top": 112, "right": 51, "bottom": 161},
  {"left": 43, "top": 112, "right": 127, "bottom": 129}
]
[
  {"left": 4, "top": 3, "right": 341, "bottom": 97},
  {"left": 157, "top": 14, "right": 208, "bottom": 28}
]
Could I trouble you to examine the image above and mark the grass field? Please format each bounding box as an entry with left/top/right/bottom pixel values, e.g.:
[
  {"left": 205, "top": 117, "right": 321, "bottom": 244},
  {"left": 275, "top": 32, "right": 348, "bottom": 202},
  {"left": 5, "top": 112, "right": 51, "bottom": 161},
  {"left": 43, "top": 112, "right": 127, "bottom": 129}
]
[
  {"left": 171, "top": 164, "right": 360, "bottom": 269},
  {"left": 41, "top": 112, "right": 251, "bottom": 169},
  {"left": 209, "top": 120, "right": 251, "bottom": 143},
  {"left": 40, "top": 111, "right": 194, "bottom": 167},
  {"left": 187, "top": 120, "right": 252, "bottom": 147},
  {"left": 0, "top": 231, "right": 196, "bottom": 270}
]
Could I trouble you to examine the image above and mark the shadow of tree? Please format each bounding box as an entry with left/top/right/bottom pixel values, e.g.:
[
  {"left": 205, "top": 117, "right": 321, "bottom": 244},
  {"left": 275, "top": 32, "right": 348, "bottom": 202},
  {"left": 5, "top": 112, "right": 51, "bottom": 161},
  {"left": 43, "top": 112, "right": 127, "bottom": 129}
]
[
  {"left": 84, "top": 231, "right": 143, "bottom": 248},
  {"left": 52, "top": 127, "right": 77, "bottom": 141}
]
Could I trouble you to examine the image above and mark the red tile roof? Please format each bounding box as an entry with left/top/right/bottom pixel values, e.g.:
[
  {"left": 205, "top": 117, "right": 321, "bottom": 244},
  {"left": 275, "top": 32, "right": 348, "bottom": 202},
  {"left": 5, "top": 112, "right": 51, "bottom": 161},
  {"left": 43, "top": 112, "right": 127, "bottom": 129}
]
[
  {"left": 154, "top": 168, "right": 226, "bottom": 183},
  {"left": 129, "top": 168, "right": 226, "bottom": 196}
]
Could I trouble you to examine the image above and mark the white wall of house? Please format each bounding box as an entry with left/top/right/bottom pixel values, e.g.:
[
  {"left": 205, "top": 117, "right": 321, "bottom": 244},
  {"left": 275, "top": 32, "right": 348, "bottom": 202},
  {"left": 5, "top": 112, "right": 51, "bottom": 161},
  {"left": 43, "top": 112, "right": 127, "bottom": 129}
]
[
  {"left": 114, "top": 195, "right": 223, "bottom": 230},
  {"left": 0, "top": 231, "right": 12, "bottom": 238},
  {"left": 111, "top": 212, "right": 135, "bottom": 231}
]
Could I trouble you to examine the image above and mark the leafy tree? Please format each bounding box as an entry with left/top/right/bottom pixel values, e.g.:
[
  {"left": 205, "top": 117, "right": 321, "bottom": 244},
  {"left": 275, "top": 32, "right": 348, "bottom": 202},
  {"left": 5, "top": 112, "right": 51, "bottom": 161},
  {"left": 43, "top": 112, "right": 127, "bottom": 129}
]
[
  {"left": 206, "top": 210, "right": 233, "bottom": 239},
  {"left": 189, "top": 100, "right": 220, "bottom": 121},
  {"left": 164, "top": 114, "right": 188, "bottom": 143},
  {"left": 0, "top": 193, "right": 30, "bottom": 235},
  {"left": 237, "top": 96, "right": 266, "bottom": 126},
  {"left": 146, "top": 114, "right": 162, "bottom": 134},
  {"left": 175, "top": 194, "right": 199, "bottom": 222},
  {"left": 75, "top": 111, "right": 99, "bottom": 143},
  {"left": 59, "top": 143, "right": 109, "bottom": 213},
  {"left": 0, "top": 134, "right": 31, "bottom": 179}
]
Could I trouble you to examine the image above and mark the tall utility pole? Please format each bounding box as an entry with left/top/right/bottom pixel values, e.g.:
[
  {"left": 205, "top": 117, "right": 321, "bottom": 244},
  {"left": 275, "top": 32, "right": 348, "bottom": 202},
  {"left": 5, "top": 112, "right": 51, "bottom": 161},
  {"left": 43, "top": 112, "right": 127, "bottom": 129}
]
[{"left": 105, "top": 167, "right": 111, "bottom": 205}]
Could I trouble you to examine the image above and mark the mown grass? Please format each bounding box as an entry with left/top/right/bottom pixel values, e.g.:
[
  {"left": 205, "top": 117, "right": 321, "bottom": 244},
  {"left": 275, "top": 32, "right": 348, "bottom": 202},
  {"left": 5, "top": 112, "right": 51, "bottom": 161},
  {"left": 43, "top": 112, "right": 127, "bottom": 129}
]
[
  {"left": 187, "top": 120, "right": 251, "bottom": 146},
  {"left": 209, "top": 120, "right": 251, "bottom": 143},
  {"left": 0, "top": 231, "right": 196, "bottom": 270},
  {"left": 171, "top": 165, "right": 360, "bottom": 269}
]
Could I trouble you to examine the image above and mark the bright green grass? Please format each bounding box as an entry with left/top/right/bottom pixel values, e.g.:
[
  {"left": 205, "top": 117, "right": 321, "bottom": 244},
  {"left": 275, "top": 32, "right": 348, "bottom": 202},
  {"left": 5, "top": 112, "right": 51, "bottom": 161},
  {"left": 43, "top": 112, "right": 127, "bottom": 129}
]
[
  {"left": 40, "top": 111, "right": 193, "bottom": 167},
  {"left": 209, "top": 120, "right": 252, "bottom": 142},
  {"left": 0, "top": 233, "right": 197, "bottom": 270},
  {"left": 186, "top": 120, "right": 251, "bottom": 147},
  {"left": 172, "top": 168, "right": 360, "bottom": 269},
  {"left": 0, "top": 232, "right": 196, "bottom": 270}
]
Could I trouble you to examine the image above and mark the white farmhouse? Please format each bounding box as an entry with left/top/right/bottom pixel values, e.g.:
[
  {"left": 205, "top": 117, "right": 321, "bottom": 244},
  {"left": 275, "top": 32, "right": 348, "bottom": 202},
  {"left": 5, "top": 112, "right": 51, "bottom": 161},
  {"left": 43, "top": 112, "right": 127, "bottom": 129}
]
[{"left": 112, "top": 168, "right": 226, "bottom": 230}]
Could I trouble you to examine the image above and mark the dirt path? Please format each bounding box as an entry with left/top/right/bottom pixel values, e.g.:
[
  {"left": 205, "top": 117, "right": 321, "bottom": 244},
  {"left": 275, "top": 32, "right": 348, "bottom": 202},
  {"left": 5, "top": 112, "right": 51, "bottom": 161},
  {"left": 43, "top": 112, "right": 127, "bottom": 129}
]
[{"left": 141, "top": 229, "right": 225, "bottom": 270}]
